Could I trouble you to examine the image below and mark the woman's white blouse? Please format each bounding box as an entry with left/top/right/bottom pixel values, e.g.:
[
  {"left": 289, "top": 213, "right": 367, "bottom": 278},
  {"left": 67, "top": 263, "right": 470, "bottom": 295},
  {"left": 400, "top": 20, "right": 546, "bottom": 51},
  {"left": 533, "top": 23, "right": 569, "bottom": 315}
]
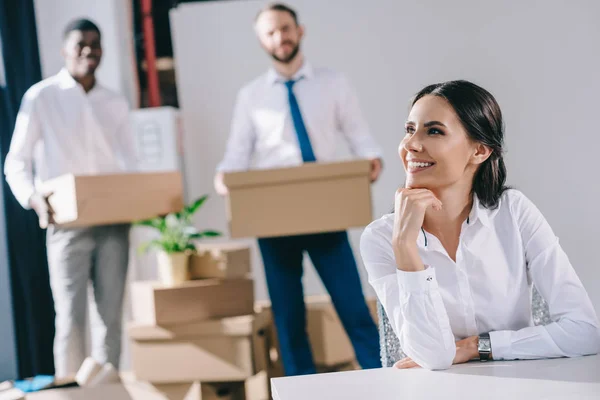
[{"left": 360, "top": 189, "right": 600, "bottom": 370}]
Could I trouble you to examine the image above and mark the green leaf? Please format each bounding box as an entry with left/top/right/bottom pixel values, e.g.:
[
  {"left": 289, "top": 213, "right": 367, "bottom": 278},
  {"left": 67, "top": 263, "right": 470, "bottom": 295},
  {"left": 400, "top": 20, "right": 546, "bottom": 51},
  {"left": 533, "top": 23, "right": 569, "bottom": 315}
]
[
  {"left": 184, "top": 243, "right": 197, "bottom": 253},
  {"left": 137, "top": 195, "right": 219, "bottom": 255},
  {"left": 135, "top": 217, "right": 166, "bottom": 231},
  {"left": 199, "top": 230, "right": 221, "bottom": 237},
  {"left": 188, "top": 230, "right": 221, "bottom": 239},
  {"left": 185, "top": 195, "right": 208, "bottom": 217}
]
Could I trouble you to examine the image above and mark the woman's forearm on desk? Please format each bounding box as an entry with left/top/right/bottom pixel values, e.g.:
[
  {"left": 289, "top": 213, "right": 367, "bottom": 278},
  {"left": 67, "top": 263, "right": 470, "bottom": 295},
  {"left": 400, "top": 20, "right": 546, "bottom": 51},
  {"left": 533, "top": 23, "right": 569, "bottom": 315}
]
[
  {"left": 393, "top": 266, "right": 456, "bottom": 370},
  {"left": 490, "top": 319, "right": 600, "bottom": 361},
  {"left": 361, "top": 228, "right": 456, "bottom": 370}
]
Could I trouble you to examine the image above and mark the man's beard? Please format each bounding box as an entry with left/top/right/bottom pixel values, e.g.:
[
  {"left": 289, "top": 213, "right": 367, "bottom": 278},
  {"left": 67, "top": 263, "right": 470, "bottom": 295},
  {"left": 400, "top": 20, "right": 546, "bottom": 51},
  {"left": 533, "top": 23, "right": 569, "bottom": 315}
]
[{"left": 270, "top": 42, "right": 300, "bottom": 64}]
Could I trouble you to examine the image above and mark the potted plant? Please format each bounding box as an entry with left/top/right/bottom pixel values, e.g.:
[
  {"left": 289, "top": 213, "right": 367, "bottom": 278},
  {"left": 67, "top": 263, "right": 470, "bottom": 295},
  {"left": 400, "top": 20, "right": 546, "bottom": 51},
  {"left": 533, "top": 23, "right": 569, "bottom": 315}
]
[{"left": 137, "top": 195, "right": 220, "bottom": 286}]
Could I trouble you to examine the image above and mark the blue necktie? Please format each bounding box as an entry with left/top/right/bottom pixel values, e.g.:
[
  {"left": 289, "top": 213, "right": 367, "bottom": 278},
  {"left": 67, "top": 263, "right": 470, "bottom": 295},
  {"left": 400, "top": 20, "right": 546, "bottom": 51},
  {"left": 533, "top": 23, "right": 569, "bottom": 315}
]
[{"left": 285, "top": 80, "right": 316, "bottom": 162}]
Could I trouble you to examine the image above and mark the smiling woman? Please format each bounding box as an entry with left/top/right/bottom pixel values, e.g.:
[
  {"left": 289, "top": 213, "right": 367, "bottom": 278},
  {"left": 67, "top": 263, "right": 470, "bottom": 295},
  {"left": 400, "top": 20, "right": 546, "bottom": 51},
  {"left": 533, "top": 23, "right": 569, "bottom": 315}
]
[
  {"left": 401, "top": 81, "right": 506, "bottom": 208},
  {"left": 360, "top": 80, "right": 600, "bottom": 370}
]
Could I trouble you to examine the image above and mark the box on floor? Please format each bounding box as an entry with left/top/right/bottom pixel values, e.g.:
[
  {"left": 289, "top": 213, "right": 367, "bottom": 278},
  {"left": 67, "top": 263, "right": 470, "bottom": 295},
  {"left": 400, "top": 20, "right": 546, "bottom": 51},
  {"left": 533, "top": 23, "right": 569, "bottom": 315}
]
[
  {"left": 248, "top": 308, "right": 284, "bottom": 379},
  {"left": 307, "top": 295, "right": 379, "bottom": 366},
  {"left": 131, "top": 279, "right": 254, "bottom": 325},
  {"left": 128, "top": 311, "right": 273, "bottom": 383},
  {"left": 24, "top": 372, "right": 268, "bottom": 400},
  {"left": 42, "top": 171, "right": 183, "bottom": 228},
  {"left": 189, "top": 243, "right": 251, "bottom": 280},
  {"left": 256, "top": 296, "right": 379, "bottom": 367},
  {"left": 316, "top": 360, "right": 359, "bottom": 374},
  {"left": 149, "top": 371, "right": 268, "bottom": 400},
  {"left": 223, "top": 160, "right": 373, "bottom": 238}
]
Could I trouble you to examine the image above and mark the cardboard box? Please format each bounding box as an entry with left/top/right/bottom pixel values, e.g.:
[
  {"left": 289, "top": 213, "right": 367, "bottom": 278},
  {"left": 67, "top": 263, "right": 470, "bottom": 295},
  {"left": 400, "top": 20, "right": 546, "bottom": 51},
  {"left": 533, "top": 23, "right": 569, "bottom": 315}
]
[
  {"left": 24, "top": 375, "right": 268, "bottom": 400},
  {"left": 128, "top": 313, "right": 271, "bottom": 383},
  {"left": 316, "top": 360, "right": 360, "bottom": 374},
  {"left": 131, "top": 279, "right": 254, "bottom": 325},
  {"left": 223, "top": 160, "right": 373, "bottom": 238},
  {"left": 307, "top": 296, "right": 379, "bottom": 366},
  {"left": 190, "top": 243, "right": 251, "bottom": 280},
  {"left": 256, "top": 296, "right": 379, "bottom": 368},
  {"left": 142, "top": 370, "right": 268, "bottom": 400},
  {"left": 43, "top": 172, "right": 183, "bottom": 228},
  {"left": 24, "top": 383, "right": 164, "bottom": 400},
  {"left": 251, "top": 309, "right": 284, "bottom": 380}
]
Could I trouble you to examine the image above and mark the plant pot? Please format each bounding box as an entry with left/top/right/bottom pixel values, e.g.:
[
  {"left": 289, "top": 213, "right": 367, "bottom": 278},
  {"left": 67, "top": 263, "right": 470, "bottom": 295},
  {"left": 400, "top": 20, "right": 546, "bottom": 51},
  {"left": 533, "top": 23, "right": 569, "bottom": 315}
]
[{"left": 157, "top": 251, "right": 190, "bottom": 286}]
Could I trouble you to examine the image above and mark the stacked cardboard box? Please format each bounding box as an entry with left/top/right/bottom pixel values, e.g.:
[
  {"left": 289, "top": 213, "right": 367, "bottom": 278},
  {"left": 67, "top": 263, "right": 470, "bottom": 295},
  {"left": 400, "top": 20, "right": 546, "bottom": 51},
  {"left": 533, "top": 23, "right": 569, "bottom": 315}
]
[
  {"left": 128, "top": 243, "right": 278, "bottom": 399},
  {"left": 24, "top": 375, "right": 269, "bottom": 400},
  {"left": 255, "top": 295, "right": 379, "bottom": 372}
]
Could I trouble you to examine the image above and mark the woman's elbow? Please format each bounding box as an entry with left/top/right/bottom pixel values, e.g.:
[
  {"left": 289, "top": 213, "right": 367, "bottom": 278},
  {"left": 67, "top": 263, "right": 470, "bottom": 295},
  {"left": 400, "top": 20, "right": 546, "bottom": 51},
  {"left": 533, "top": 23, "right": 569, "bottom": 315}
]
[
  {"left": 420, "top": 356, "right": 454, "bottom": 371},
  {"left": 574, "top": 325, "right": 600, "bottom": 356},
  {"left": 558, "top": 320, "right": 600, "bottom": 357}
]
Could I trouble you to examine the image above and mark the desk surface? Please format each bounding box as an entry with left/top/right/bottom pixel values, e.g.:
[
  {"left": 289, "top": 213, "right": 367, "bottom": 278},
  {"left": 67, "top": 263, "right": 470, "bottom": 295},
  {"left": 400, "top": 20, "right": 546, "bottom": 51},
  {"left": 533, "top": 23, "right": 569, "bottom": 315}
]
[{"left": 271, "top": 355, "right": 600, "bottom": 400}]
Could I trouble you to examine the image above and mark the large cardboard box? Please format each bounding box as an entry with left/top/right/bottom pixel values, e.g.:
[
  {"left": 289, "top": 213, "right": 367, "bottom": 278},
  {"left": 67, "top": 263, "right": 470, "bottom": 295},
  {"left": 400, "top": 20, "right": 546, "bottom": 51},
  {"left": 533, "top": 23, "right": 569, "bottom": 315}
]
[
  {"left": 316, "top": 360, "right": 360, "bottom": 374},
  {"left": 254, "top": 306, "right": 285, "bottom": 378},
  {"left": 131, "top": 279, "right": 254, "bottom": 325},
  {"left": 42, "top": 172, "right": 183, "bottom": 228},
  {"left": 24, "top": 383, "right": 162, "bottom": 400},
  {"left": 190, "top": 243, "right": 251, "bottom": 280},
  {"left": 128, "top": 313, "right": 271, "bottom": 384},
  {"left": 307, "top": 296, "right": 379, "bottom": 366},
  {"left": 24, "top": 372, "right": 268, "bottom": 400},
  {"left": 137, "top": 371, "right": 268, "bottom": 400},
  {"left": 223, "top": 160, "right": 373, "bottom": 238},
  {"left": 256, "top": 296, "right": 379, "bottom": 368}
]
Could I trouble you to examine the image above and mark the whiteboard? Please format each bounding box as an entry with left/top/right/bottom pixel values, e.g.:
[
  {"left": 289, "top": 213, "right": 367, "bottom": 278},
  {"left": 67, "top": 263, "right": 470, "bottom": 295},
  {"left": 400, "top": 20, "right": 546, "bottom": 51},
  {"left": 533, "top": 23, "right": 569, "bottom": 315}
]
[{"left": 170, "top": 0, "right": 600, "bottom": 308}]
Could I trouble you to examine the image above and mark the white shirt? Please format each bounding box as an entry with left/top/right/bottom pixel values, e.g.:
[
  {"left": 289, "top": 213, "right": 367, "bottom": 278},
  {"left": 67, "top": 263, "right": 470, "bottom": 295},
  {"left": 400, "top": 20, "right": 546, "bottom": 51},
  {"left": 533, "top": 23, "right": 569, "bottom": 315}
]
[
  {"left": 216, "top": 61, "right": 382, "bottom": 172},
  {"left": 4, "top": 69, "right": 137, "bottom": 209},
  {"left": 360, "top": 189, "right": 600, "bottom": 370}
]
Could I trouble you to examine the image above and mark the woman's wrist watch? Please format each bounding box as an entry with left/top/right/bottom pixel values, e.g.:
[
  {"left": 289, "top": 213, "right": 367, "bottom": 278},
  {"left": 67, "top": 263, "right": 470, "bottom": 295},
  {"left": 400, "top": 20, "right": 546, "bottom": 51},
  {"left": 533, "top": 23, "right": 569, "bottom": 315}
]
[{"left": 478, "top": 333, "right": 492, "bottom": 361}]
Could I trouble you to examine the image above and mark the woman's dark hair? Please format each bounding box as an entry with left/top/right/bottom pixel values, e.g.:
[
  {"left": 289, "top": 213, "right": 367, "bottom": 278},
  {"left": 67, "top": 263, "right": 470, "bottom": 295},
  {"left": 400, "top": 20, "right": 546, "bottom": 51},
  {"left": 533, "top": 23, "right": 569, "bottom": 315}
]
[{"left": 412, "top": 80, "right": 508, "bottom": 209}]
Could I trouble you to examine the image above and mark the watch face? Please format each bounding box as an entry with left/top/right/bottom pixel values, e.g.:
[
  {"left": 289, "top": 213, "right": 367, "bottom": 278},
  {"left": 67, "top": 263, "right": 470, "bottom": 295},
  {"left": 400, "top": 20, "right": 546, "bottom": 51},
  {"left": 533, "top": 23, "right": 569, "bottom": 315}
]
[{"left": 479, "top": 338, "right": 491, "bottom": 352}]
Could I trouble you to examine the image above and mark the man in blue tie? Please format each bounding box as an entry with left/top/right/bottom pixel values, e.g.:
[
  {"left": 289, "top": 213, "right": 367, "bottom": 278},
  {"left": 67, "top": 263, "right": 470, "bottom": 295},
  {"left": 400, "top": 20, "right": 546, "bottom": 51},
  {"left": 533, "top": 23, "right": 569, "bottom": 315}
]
[{"left": 214, "top": 3, "right": 383, "bottom": 376}]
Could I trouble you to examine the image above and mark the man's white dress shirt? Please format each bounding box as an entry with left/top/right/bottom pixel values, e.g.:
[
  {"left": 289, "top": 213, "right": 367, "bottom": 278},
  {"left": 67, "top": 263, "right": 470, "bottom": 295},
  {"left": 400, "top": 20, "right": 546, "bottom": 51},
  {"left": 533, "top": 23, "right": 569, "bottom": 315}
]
[
  {"left": 4, "top": 68, "right": 137, "bottom": 208},
  {"left": 217, "top": 61, "right": 381, "bottom": 172}
]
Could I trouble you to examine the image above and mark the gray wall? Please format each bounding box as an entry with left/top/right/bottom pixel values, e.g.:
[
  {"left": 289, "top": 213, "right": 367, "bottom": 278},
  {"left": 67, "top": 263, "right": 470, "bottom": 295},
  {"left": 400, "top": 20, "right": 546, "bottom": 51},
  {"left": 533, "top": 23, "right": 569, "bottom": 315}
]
[{"left": 170, "top": 0, "right": 600, "bottom": 314}]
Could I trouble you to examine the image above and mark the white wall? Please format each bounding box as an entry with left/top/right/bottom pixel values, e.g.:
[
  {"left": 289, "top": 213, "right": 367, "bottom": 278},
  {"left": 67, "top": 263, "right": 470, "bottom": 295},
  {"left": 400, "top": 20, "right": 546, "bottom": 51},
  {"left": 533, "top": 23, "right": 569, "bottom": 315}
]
[
  {"left": 170, "top": 0, "right": 600, "bottom": 314},
  {"left": 34, "top": 0, "right": 138, "bottom": 107}
]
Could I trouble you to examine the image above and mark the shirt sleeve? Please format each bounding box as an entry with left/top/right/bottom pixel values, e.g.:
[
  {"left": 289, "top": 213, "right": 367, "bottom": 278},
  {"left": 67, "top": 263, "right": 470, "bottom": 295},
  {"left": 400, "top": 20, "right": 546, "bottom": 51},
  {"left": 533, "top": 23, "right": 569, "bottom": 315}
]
[
  {"left": 489, "top": 191, "right": 600, "bottom": 360},
  {"left": 216, "top": 88, "right": 255, "bottom": 172},
  {"left": 4, "top": 88, "right": 42, "bottom": 209},
  {"left": 335, "top": 74, "right": 382, "bottom": 160},
  {"left": 360, "top": 222, "right": 456, "bottom": 370}
]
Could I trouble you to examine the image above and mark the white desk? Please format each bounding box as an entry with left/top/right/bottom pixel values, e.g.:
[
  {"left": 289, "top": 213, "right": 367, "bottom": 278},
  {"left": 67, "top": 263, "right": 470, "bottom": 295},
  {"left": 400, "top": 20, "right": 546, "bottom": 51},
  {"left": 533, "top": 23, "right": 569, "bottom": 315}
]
[{"left": 271, "top": 355, "right": 600, "bottom": 400}]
